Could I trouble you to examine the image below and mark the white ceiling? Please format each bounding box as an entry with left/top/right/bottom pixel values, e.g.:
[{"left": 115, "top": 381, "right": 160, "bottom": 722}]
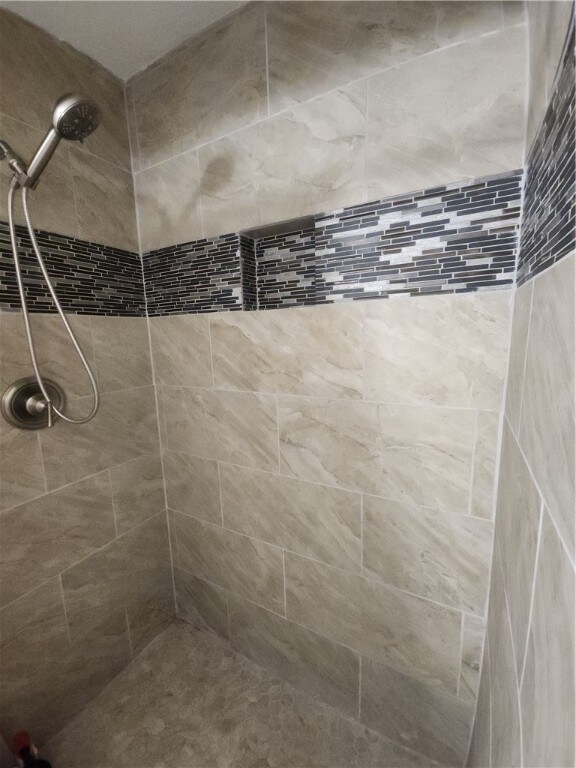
[{"left": 1, "top": 1, "right": 247, "bottom": 80}]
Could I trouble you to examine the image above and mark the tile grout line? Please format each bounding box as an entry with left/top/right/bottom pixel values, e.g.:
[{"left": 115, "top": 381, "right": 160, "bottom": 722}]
[
  {"left": 467, "top": 408, "right": 479, "bottom": 516},
  {"left": 59, "top": 573, "right": 73, "bottom": 647},
  {"left": 518, "top": 499, "right": 544, "bottom": 691},
  {"left": 456, "top": 612, "right": 465, "bottom": 698},
  {"left": 108, "top": 468, "right": 119, "bottom": 538}
]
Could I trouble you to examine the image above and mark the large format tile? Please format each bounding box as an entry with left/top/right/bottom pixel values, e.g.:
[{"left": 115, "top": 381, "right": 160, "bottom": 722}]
[
  {"left": 149, "top": 314, "right": 212, "bottom": 388},
  {"left": 130, "top": 4, "right": 267, "bottom": 168},
  {"left": 199, "top": 82, "right": 367, "bottom": 237},
  {"left": 90, "top": 316, "right": 152, "bottom": 392},
  {"left": 109, "top": 453, "right": 165, "bottom": 535},
  {"left": 220, "top": 464, "right": 361, "bottom": 572},
  {"left": 163, "top": 450, "right": 221, "bottom": 524},
  {"left": 467, "top": 640, "right": 491, "bottom": 768},
  {"left": 459, "top": 613, "right": 485, "bottom": 703},
  {"left": 39, "top": 386, "right": 159, "bottom": 489},
  {"left": 210, "top": 303, "right": 363, "bottom": 398},
  {"left": 279, "top": 397, "right": 474, "bottom": 513},
  {"left": 363, "top": 292, "right": 511, "bottom": 409},
  {"left": 229, "top": 594, "right": 360, "bottom": 717},
  {"left": 361, "top": 658, "right": 474, "bottom": 766},
  {"left": 0, "top": 472, "right": 115, "bottom": 606},
  {"left": 0, "top": 423, "right": 46, "bottom": 511},
  {"left": 174, "top": 567, "right": 229, "bottom": 639},
  {"left": 471, "top": 411, "right": 500, "bottom": 519},
  {"left": 366, "top": 27, "right": 526, "bottom": 199},
  {"left": 495, "top": 424, "right": 541, "bottom": 676},
  {"left": 69, "top": 148, "right": 138, "bottom": 252},
  {"left": 285, "top": 553, "right": 461, "bottom": 692},
  {"left": 135, "top": 150, "right": 203, "bottom": 252},
  {"left": 163, "top": 387, "right": 278, "bottom": 471},
  {"left": 176, "top": 514, "right": 284, "bottom": 613},
  {"left": 519, "top": 254, "right": 575, "bottom": 557},
  {"left": 520, "top": 511, "right": 575, "bottom": 768},
  {"left": 363, "top": 496, "right": 492, "bottom": 614},
  {"left": 505, "top": 280, "right": 533, "bottom": 433}
]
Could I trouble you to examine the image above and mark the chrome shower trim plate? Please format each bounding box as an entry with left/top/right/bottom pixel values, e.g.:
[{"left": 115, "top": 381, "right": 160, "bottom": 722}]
[{"left": 1, "top": 376, "right": 65, "bottom": 430}]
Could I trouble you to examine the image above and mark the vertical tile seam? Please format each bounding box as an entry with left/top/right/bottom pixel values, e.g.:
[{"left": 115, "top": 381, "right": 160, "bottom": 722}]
[{"left": 518, "top": 499, "right": 544, "bottom": 691}]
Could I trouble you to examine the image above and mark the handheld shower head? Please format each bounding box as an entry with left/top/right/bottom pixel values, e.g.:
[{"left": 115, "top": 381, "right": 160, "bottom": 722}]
[{"left": 24, "top": 94, "right": 101, "bottom": 187}]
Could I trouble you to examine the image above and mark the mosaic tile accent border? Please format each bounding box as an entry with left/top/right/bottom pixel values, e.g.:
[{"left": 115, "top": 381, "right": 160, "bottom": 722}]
[
  {"left": 256, "top": 226, "right": 316, "bottom": 309},
  {"left": 517, "top": 16, "right": 575, "bottom": 286},
  {"left": 0, "top": 221, "right": 145, "bottom": 315}
]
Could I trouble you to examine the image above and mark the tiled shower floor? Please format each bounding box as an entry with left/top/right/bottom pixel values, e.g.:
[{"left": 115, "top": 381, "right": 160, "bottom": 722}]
[{"left": 44, "top": 621, "right": 434, "bottom": 768}]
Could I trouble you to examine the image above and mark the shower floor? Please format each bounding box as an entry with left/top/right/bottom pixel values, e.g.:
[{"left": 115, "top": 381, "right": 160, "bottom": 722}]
[{"left": 43, "top": 620, "right": 434, "bottom": 768}]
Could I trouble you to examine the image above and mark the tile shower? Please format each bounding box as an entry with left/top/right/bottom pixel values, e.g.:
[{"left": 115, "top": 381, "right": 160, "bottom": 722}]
[{"left": 0, "top": 3, "right": 574, "bottom": 768}]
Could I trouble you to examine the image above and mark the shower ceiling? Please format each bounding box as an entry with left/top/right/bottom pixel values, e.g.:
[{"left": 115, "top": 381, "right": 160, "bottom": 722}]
[{"left": 0, "top": 0, "right": 246, "bottom": 79}]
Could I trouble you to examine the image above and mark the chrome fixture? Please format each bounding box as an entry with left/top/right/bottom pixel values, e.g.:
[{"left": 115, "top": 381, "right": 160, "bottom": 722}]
[{"left": 0, "top": 94, "right": 101, "bottom": 429}]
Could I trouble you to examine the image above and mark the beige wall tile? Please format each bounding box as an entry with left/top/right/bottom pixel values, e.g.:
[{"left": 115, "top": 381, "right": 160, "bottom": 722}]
[
  {"left": 91, "top": 316, "right": 152, "bottom": 392},
  {"left": 519, "top": 254, "right": 575, "bottom": 557},
  {"left": 0, "top": 472, "right": 115, "bottom": 607},
  {"left": 163, "top": 450, "right": 221, "bottom": 524},
  {"left": 361, "top": 657, "right": 474, "bottom": 766},
  {"left": 220, "top": 463, "right": 361, "bottom": 573},
  {"left": 459, "top": 613, "right": 485, "bottom": 703},
  {"left": 279, "top": 397, "right": 474, "bottom": 513},
  {"left": 495, "top": 424, "right": 541, "bottom": 676},
  {"left": 130, "top": 4, "right": 267, "bottom": 168},
  {"left": 39, "top": 386, "right": 159, "bottom": 489},
  {"left": 135, "top": 151, "right": 203, "bottom": 252},
  {"left": 70, "top": 148, "right": 138, "bottom": 252},
  {"left": 363, "top": 496, "right": 492, "bottom": 614},
  {"left": 175, "top": 567, "right": 229, "bottom": 639},
  {"left": 471, "top": 410, "right": 500, "bottom": 519},
  {"left": 149, "top": 314, "right": 212, "bottom": 388},
  {"left": 466, "top": 640, "right": 491, "bottom": 768},
  {"left": 363, "top": 292, "right": 511, "bottom": 409},
  {"left": 285, "top": 553, "right": 461, "bottom": 692},
  {"left": 367, "top": 28, "right": 525, "bottom": 199},
  {"left": 110, "top": 453, "right": 165, "bottom": 535},
  {"left": 210, "top": 303, "right": 363, "bottom": 398},
  {"left": 163, "top": 387, "right": 278, "bottom": 471},
  {"left": 176, "top": 513, "right": 284, "bottom": 614},
  {"left": 505, "top": 280, "right": 533, "bottom": 433},
  {"left": 0, "top": 425, "right": 46, "bottom": 511},
  {"left": 520, "top": 511, "right": 575, "bottom": 768},
  {"left": 229, "top": 593, "right": 360, "bottom": 717}
]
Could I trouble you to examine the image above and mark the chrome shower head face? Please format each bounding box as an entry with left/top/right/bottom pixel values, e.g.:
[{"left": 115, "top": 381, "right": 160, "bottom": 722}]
[{"left": 52, "top": 94, "right": 101, "bottom": 141}]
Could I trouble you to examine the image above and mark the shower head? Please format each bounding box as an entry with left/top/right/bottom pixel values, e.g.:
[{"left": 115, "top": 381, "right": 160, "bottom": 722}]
[
  {"left": 24, "top": 94, "right": 101, "bottom": 188},
  {"left": 52, "top": 94, "right": 102, "bottom": 141}
]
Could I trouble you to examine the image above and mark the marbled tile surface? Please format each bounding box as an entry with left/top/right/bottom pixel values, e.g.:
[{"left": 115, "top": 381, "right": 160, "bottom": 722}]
[
  {"left": 504, "top": 280, "right": 533, "bottom": 433},
  {"left": 109, "top": 453, "right": 165, "bottom": 535},
  {"left": 471, "top": 411, "right": 500, "bottom": 519},
  {"left": 163, "top": 450, "right": 221, "bottom": 524},
  {"left": 174, "top": 567, "right": 229, "bottom": 639},
  {"left": 460, "top": 613, "right": 485, "bottom": 705},
  {"left": 467, "top": 641, "right": 491, "bottom": 768},
  {"left": 149, "top": 314, "right": 212, "bottom": 387},
  {"left": 44, "top": 621, "right": 434, "bottom": 767},
  {"left": 90, "top": 316, "right": 152, "bottom": 392}
]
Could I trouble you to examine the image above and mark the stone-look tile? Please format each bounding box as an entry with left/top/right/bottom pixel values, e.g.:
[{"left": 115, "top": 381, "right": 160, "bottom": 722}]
[
  {"left": 366, "top": 28, "right": 525, "bottom": 199},
  {"left": 279, "top": 397, "right": 474, "bottom": 514},
  {"left": 45, "top": 623, "right": 433, "bottom": 768},
  {"left": 267, "top": 2, "right": 506, "bottom": 113},
  {"left": 0, "top": 10, "right": 130, "bottom": 172},
  {"left": 520, "top": 511, "right": 575, "bottom": 768},
  {"left": 495, "top": 424, "right": 541, "bottom": 676},
  {"left": 460, "top": 613, "right": 485, "bottom": 703},
  {"left": 471, "top": 410, "right": 500, "bottom": 519},
  {"left": 363, "top": 496, "right": 492, "bottom": 614},
  {"left": 0, "top": 114, "right": 78, "bottom": 236},
  {"left": 0, "top": 472, "right": 115, "bottom": 606},
  {"left": 361, "top": 657, "right": 474, "bottom": 766},
  {"left": 526, "top": 1, "right": 574, "bottom": 148},
  {"left": 519, "top": 254, "right": 575, "bottom": 557},
  {"left": 39, "top": 386, "right": 159, "bottom": 490},
  {"left": 90, "top": 316, "right": 152, "bottom": 392},
  {"left": 110, "top": 454, "right": 165, "bottom": 535},
  {"left": 467, "top": 640, "right": 491, "bottom": 768},
  {"left": 0, "top": 310, "right": 95, "bottom": 398},
  {"left": 175, "top": 567, "right": 229, "bottom": 640},
  {"left": 0, "top": 424, "right": 46, "bottom": 511},
  {"left": 220, "top": 464, "right": 361, "bottom": 572},
  {"left": 130, "top": 4, "right": 267, "bottom": 168},
  {"left": 211, "top": 303, "right": 363, "bottom": 398},
  {"left": 199, "top": 82, "right": 367, "bottom": 238},
  {"left": 124, "top": 84, "right": 141, "bottom": 173},
  {"left": 135, "top": 150, "right": 203, "bottom": 252},
  {"left": 285, "top": 553, "right": 461, "bottom": 692},
  {"left": 505, "top": 280, "right": 533, "bottom": 433},
  {"left": 163, "top": 450, "right": 221, "bottom": 524},
  {"left": 149, "top": 314, "right": 212, "bottom": 387},
  {"left": 488, "top": 554, "right": 522, "bottom": 768},
  {"left": 164, "top": 387, "right": 278, "bottom": 471},
  {"left": 363, "top": 292, "right": 511, "bottom": 409},
  {"left": 229, "top": 594, "right": 360, "bottom": 717},
  {"left": 69, "top": 148, "right": 138, "bottom": 252},
  {"left": 176, "top": 513, "right": 284, "bottom": 614}
]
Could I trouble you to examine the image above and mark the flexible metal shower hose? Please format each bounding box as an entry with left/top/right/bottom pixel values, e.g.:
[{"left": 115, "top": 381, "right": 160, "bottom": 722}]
[{"left": 7, "top": 176, "right": 99, "bottom": 425}]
